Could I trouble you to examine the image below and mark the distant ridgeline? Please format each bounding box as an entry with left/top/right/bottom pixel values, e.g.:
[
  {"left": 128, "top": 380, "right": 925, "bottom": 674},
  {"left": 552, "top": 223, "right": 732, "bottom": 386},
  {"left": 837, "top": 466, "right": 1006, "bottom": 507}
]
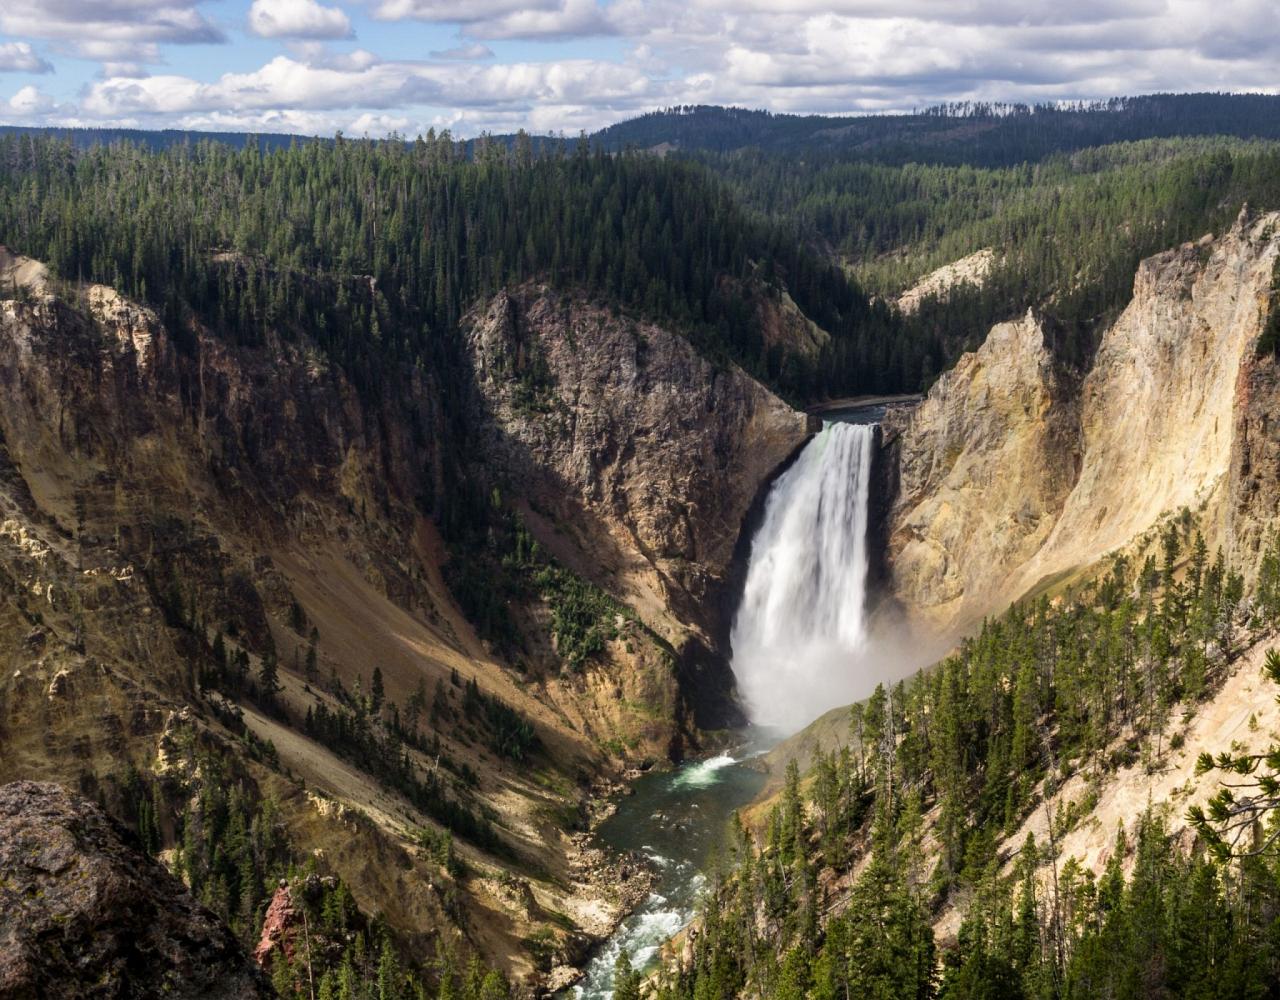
[
  {"left": 0, "top": 123, "right": 555, "bottom": 161},
  {"left": 593, "top": 93, "right": 1280, "bottom": 368},
  {"left": 0, "top": 124, "right": 312, "bottom": 153},
  {"left": 591, "top": 93, "right": 1280, "bottom": 165},
  {"left": 15, "top": 92, "right": 1280, "bottom": 163}
]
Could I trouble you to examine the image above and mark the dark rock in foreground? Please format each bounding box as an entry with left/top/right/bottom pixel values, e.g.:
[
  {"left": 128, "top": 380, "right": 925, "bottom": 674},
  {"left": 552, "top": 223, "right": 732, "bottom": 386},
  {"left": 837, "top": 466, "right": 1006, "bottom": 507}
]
[{"left": 0, "top": 780, "right": 273, "bottom": 1000}]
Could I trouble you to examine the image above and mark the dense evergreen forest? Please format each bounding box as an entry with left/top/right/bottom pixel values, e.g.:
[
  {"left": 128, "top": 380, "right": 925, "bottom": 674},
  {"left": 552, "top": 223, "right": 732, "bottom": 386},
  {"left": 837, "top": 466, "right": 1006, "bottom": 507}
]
[
  {"left": 8, "top": 97, "right": 1280, "bottom": 407},
  {"left": 593, "top": 95, "right": 1280, "bottom": 369},
  {"left": 0, "top": 131, "right": 911, "bottom": 407},
  {"left": 650, "top": 527, "right": 1280, "bottom": 1000},
  {"left": 698, "top": 137, "right": 1280, "bottom": 367}
]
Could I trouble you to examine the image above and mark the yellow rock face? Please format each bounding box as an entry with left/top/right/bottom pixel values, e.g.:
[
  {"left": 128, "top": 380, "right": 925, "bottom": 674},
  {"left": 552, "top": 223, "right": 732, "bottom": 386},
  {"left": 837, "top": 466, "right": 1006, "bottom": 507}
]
[{"left": 889, "top": 211, "right": 1280, "bottom": 636}]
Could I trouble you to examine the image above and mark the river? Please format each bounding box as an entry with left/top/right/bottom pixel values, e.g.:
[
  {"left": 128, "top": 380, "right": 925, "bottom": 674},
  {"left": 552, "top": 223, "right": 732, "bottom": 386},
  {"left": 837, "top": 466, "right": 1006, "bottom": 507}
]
[{"left": 568, "top": 728, "right": 778, "bottom": 998}]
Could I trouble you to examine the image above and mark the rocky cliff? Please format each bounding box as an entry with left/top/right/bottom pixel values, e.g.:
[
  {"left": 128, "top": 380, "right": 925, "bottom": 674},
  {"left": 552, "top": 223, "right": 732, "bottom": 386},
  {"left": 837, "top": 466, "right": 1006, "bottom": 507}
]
[
  {"left": 887, "top": 310, "right": 1080, "bottom": 617},
  {"left": 0, "top": 251, "right": 802, "bottom": 986},
  {"left": 887, "top": 210, "right": 1280, "bottom": 632},
  {"left": 462, "top": 286, "right": 813, "bottom": 745},
  {"left": 0, "top": 780, "right": 273, "bottom": 1000}
]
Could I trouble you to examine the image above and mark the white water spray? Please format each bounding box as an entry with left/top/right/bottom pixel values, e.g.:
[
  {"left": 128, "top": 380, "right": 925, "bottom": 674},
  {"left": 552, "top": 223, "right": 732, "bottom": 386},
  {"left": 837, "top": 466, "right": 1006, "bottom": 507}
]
[{"left": 731, "top": 421, "right": 877, "bottom": 732}]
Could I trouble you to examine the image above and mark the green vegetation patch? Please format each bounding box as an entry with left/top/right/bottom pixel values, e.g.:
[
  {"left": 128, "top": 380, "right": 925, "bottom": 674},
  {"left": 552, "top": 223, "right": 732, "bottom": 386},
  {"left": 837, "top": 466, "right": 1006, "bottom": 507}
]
[{"left": 446, "top": 489, "right": 638, "bottom": 672}]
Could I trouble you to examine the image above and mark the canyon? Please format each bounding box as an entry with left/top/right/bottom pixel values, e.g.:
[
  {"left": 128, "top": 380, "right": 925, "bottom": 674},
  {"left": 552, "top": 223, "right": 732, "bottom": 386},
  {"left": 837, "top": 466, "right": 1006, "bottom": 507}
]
[
  {"left": 5, "top": 199, "right": 1280, "bottom": 995},
  {"left": 0, "top": 250, "right": 809, "bottom": 989}
]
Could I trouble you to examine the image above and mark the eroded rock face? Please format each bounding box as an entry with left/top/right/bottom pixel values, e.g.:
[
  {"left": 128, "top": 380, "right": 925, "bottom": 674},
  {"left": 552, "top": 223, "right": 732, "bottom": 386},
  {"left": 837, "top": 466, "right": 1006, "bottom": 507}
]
[
  {"left": 1035, "top": 221, "right": 1273, "bottom": 569},
  {"left": 888, "top": 310, "right": 1080, "bottom": 617},
  {"left": 888, "top": 210, "right": 1280, "bottom": 632},
  {"left": 0, "top": 259, "right": 441, "bottom": 548},
  {"left": 463, "top": 286, "right": 812, "bottom": 674},
  {"left": 0, "top": 780, "right": 273, "bottom": 1000},
  {"left": 1227, "top": 350, "right": 1280, "bottom": 573}
]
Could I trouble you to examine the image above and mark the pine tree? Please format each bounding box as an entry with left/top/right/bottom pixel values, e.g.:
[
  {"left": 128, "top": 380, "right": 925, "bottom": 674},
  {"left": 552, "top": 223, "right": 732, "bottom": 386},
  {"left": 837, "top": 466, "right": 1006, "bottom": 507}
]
[
  {"left": 614, "top": 951, "right": 642, "bottom": 1000},
  {"left": 259, "top": 650, "right": 281, "bottom": 704}
]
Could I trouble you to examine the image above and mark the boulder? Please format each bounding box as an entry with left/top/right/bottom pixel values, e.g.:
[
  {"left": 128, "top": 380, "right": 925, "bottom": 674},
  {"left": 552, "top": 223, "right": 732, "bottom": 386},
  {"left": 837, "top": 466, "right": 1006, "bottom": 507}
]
[{"left": 0, "top": 781, "right": 273, "bottom": 1000}]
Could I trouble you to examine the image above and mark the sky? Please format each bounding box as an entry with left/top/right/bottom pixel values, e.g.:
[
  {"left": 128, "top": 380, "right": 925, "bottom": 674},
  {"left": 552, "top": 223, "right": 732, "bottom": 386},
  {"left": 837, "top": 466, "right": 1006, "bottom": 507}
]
[{"left": 0, "top": 0, "right": 1276, "bottom": 138}]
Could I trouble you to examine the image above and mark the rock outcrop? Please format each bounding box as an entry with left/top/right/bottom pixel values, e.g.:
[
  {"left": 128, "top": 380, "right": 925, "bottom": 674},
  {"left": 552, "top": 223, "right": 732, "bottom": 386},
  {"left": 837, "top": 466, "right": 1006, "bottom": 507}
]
[
  {"left": 888, "top": 210, "right": 1280, "bottom": 632},
  {"left": 895, "top": 248, "right": 996, "bottom": 315},
  {"left": 887, "top": 310, "right": 1080, "bottom": 616},
  {"left": 462, "top": 286, "right": 813, "bottom": 735},
  {"left": 754, "top": 285, "right": 831, "bottom": 359},
  {"left": 0, "top": 780, "right": 273, "bottom": 1000},
  {"left": 253, "top": 882, "right": 301, "bottom": 967}
]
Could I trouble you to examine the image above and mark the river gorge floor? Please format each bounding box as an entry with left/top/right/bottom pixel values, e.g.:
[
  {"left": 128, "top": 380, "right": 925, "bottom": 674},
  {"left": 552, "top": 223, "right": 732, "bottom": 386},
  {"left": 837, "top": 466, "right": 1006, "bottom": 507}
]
[{"left": 567, "top": 728, "right": 780, "bottom": 998}]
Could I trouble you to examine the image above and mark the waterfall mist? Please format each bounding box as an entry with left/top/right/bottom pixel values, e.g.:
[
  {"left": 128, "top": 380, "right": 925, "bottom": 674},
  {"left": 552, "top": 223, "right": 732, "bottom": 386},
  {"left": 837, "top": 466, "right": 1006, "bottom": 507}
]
[{"left": 730, "top": 421, "right": 880, "bottom": 733}]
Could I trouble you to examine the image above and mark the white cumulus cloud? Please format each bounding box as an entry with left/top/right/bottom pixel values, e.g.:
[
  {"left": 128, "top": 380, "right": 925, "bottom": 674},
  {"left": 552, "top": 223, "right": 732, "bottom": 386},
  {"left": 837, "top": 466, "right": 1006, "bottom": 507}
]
[
  {"left": 4, "top": 0, "right": 1280, "bottom": 136},
  {"left": 463, "top": 0, "right": 614, "bottom": 40},
  {"left": 80, "top": 54, "right": 661, "bottom": 117},
  {"left": 7, "top": 85, "right": 58, "bottom": 116},
  {"left": 0, "top": 1, "right": 223, "bottom": 66},
  {"left": 249, "top": 0, "right": 354, "bottom": 40}
]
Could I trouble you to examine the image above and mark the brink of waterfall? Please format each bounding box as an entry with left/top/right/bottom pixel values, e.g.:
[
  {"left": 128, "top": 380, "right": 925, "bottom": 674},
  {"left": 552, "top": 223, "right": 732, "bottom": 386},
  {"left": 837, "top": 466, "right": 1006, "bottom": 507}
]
[{"left": 730, "top": 421, "right": 876, "bottom": 732}]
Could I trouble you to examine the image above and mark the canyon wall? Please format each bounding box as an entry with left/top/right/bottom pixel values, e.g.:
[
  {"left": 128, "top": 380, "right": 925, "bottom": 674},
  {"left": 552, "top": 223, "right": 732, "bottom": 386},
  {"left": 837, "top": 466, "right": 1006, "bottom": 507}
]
[
  {"left": 0, "top": 251, "right": 542, "bottom": 977},
  {"left": 0, "top": 253, "right": 804, "bottom": 985},
  {"left": 462, "top": 286, "right": 813, "bottom": 737},
  {"left": 887, "top": 209, "right": 1280, "bottom": 632}
]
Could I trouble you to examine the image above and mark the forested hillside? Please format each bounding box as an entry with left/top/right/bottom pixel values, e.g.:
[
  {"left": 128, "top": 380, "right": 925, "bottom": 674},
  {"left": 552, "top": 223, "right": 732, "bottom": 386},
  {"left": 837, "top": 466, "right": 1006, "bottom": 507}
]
[
  {"left": 11, "top": 97, "right": 1280, "bottom": 401},
  {"left": 0, "top": 132, "right": 910, "bottom": 405},
  {"left": 700, "top": 138, "right": 1280, "bottom": 368},
  {"left": 592, "top": 96, "right": 1280, "bottom": 373},
  {"left": 653, "top": 530, "right": 1280, "bottom": 1000}
]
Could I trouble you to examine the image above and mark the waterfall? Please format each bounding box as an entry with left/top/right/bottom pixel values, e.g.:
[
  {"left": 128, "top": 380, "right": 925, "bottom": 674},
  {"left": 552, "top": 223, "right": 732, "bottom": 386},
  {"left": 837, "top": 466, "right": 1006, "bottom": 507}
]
[{"left": 730, "top": 421, "right": 877, "bottom": 732}]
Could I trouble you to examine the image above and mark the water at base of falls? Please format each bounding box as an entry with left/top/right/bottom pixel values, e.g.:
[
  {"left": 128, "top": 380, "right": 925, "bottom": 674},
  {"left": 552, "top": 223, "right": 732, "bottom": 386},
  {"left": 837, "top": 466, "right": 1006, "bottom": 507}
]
[
  {"left": 567, "top": 733, "right": 773, "bottom": 1000},
  {"left": 731, "top": 420, "right": 877, "bottom": 733}
]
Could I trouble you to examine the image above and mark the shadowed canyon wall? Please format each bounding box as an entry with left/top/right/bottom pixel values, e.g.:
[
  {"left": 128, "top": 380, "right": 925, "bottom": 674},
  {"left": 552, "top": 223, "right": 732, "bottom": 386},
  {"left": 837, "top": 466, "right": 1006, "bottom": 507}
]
[{"left": 0, "top": 252, "right": 809, "bottom": 986}]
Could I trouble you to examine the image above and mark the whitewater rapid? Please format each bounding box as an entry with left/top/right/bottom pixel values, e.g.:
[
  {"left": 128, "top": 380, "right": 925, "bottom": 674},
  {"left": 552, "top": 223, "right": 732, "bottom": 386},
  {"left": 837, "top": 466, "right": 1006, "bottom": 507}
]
[
  {"left": 730, "top": 421, "right": 876, "bottom": 732},
  {"left": 569, "top": 738, "right": 770, "bottom": 1000}
]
